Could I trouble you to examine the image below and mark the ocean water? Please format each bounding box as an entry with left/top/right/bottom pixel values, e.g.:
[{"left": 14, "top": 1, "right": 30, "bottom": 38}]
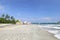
[{"left": 40, "top": 24, "right": 60, "bottom": 39}]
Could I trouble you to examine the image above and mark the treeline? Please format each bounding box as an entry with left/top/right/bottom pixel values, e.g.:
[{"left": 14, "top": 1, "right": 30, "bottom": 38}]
[
  {"left": 32, "top": 22, "right": 60, "bottom": 24},
  {"left": 0, "top": 14, "right": 18, "bottom": 24},
  {"left": 40, "top": 22, "right": 60, "bottom": 24}
]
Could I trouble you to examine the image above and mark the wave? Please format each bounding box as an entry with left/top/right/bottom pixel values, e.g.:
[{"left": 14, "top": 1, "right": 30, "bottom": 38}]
[
  {"left": 40, "top": 24, "right": 60, "bottom": 39},
  {"left": 47, "top": 30, "right": 58, "bottom": 34},
  {"left": 54, "top": 34, "right": 60, "bottom": 39}
]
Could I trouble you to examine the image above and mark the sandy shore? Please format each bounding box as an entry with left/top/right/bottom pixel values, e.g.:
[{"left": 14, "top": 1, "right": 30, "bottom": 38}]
[{"left": 0, "top": 24, "right": 59, "bottom": 40}]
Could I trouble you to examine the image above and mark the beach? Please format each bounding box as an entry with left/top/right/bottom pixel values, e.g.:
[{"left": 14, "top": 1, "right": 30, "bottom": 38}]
[{"left": 0, "top": 24, "right": 59, "bottom": 40}]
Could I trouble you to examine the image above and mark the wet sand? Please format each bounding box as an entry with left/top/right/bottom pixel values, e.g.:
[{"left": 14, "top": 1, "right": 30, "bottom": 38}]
[{"left": 0, "top": 24, "right": 59, "bottom": 40}]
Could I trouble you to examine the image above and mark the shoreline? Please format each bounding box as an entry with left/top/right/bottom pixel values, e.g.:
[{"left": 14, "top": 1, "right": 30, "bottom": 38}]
[
  {"left": 43, "top": 29, "right": 59, "bottom": 40},
  {"left": 0, "top": 24, "right": 59, "bottom": 40}
]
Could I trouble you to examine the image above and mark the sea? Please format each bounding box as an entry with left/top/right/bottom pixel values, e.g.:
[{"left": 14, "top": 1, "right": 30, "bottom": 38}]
[{"left": 39, "top": 24, "right": 60, "bottom": 39}]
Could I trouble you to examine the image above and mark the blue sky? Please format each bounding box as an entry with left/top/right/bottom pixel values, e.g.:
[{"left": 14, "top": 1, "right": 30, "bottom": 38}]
[{"left": 0, "top": 0, "right": 60, "bottom": 22}]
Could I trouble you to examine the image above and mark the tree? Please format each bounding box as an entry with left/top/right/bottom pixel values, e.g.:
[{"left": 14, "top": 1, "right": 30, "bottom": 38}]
[
  {"left": 10, "top": 16, "right": 16, "bottom": 24},
  {"left": 5, "top": 14, "right": 10, "bottom": 20},
  {"left": 16, "top": 20, "right": 20, "bottom": 22},
  {"left": 0, "top": 14, "right": 16, "bottom": 24},
  {"left": 1, "top": 14, "right": 5, "bottom": 18},
  {"left": 11, "top": 16, "right": 15, "bottom": 20},
  {"left": 57, "top": 21, "right": 60, "bottom": 24}
]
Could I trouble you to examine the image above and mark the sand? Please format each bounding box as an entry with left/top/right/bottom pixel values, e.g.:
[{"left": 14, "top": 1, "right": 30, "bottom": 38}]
[{"left": 0, "top": 24, "right": 59, "bottom": 40}]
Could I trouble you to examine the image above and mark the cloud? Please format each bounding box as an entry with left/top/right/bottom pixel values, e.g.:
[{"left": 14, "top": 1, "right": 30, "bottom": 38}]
[
  {"left": 0, "top": 5, "right": 5, "bottom": 13},
  {"left": 40, "top": 17, "right": 52, "bottom": 21},
  {"left": 0, "top": 5, "right": 4, "bottom": 10}
]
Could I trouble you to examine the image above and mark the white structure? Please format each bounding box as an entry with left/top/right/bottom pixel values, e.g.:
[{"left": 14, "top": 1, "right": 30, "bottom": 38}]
[{"left": 23, "top": 21, "right": 31, "bottom": 24}]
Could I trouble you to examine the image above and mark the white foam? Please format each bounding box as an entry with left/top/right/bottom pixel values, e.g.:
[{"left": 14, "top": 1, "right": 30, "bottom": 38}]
[
  {"left": 47, "top": 30, "right": 58, "bottom": 34},
  {"left": 54, "top": 34, "right": 60, "bottom": 39},
  {"left": 40, "top": 24, "right": 60, "bottom": 39},
  {"left": 53, "top": 27, "right": 60, "bottom": 29}
]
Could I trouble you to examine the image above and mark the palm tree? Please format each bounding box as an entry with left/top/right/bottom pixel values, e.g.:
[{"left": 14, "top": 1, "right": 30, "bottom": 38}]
[
  {"left": 1, "top": 14, "right": 5, "bottom": 18},
  {"left": 5, "top": 14, "right": 10, "bottom": 20},
  {"left": 10, "top": 16, "right": 16, "bottom": 24},
  {"left": 0, "top": 14, "right": 6, "bottom": 23},
  {"left": 11, "top": 16, "right": 14, "bottom": 20}
]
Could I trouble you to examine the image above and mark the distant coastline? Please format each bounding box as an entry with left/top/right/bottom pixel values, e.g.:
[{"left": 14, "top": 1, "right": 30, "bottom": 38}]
[{"left": 32, "top": 22, "right": 60, "bottom": 25}]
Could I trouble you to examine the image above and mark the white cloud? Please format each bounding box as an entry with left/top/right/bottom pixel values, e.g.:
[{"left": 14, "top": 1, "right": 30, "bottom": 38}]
[
  {"left": 40, "top": 17, "right": 52, "bottom": 21},
  {"left": 0, "top": 5, "right": 4, "bottom": 10},
  {"left": 0, "top": 5, "right": 5, "bottom": 13}
]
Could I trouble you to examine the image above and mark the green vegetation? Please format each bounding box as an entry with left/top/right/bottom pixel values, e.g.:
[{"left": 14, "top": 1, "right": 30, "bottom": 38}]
[{"left": 0, "top": 14, "right": 18, "bottom": 24}]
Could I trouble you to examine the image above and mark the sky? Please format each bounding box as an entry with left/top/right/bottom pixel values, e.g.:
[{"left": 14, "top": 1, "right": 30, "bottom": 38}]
[{"left": 0, "top": 0, "right": 60, "bottom": 23}]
